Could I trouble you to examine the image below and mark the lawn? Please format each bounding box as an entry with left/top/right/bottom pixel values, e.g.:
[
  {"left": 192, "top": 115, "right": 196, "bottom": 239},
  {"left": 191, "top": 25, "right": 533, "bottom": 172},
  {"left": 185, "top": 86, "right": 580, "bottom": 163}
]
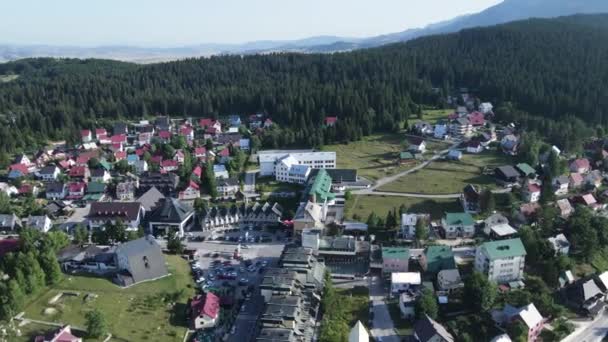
[
  {"left": 336, "top": 286, "right": 370, "bottom": 326},
  {"left": 345, "top": 195, "right": 462, "bottom": 221},
  {"left": 414, "top": 108, "right": 453, "bottom": 124},
  {"left": 0, "top": 74, "right": 19, "bottom": 83},
  {"left": 256, "top": 176, "right": 304, "bottom": 194},
  {"left": 22, "top": 255, "right": 195, "bottom": 342},
  {"left": 378, "top": 151, "right": 513, "bottom": 195},
  {"left": 322, "top": 133, "right": 418, "bottom": 181}
]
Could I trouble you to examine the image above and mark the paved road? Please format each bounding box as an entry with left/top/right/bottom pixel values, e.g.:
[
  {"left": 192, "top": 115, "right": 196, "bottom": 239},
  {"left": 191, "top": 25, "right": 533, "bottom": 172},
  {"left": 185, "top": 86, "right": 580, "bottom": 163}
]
[
  {"left": 563, "top": 311, "right": 608, "bottom": 342},
  {"left": 369, "top": 276, "right": 400, "bottom": 342},
  {"left": 244, "top": 171, "right": 257, "bottom": 193}
]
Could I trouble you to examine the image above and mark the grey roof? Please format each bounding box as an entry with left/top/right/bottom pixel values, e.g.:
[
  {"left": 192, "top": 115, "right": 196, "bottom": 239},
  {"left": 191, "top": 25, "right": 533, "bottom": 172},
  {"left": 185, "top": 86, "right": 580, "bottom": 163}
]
[
  {"left": 309, "top": 168, "right": 357, "bottom": 183},
  {"left": 0, "top": 214, "right": 20, "bottom": 229},
  {"left": 39, "top": 165, "right": 58, "bottom": 175},
  {"left": 256, "top": 328, "right": 295, "bottom": 342},
  {"left": 496, "top": 165, "right": 520, "bottom": 179},
  {"left": 114, "top": 235, "right": 168, "bottom": 284},
  {"left": 46, "top": 182, "right": 65, "bottom": 193},
  {"left": 414, "top": 315, "right": 455, "bottom": 342},
  {"left": 90, "top": 168, "right": 106, "bottom": 177},
  {"left": 136, "top": 187, "right": 165, "bottom": 211},
  {"left": 217, "top": 177, "right": 239, "bottom": 187},
  {"left": 88, "top": 202, "right": 143, "bottom": 221},
  {"left": 147, "top": 198, "right": 194, "bottom": 224}
]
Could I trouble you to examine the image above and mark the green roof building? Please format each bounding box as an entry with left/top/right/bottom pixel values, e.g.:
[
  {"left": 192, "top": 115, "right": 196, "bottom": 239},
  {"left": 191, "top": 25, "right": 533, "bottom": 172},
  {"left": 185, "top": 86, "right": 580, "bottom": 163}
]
[
  {"left": 442, "top": 213, "right": 475, "bottom": 239},
  {"left": 516, "top": 163, "right": 536, "bottom": 177},
  {"left": 422, "top": 245, "right": 456, "bottom": 275},
  {"left": 476, "top": 238, "right": 527, "bottom": 284},
  {"left": 308, "top": 169, "right": 335, "bottom": 203},
  {"left": 382, "top": 247, "right": 410, "bottom": 274}
]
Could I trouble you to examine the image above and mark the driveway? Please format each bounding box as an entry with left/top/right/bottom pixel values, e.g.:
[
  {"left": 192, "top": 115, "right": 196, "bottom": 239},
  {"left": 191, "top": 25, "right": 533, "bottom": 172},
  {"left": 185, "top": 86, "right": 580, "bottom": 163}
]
[
  {"left": 244, "top": 171, "right": 257, "bottom": 193},
  {"left": 369, "top": 276, "right": 400, "bottom": 342},
  {"left": 563, "top": 311, "right": 608, "bottom": 342}
]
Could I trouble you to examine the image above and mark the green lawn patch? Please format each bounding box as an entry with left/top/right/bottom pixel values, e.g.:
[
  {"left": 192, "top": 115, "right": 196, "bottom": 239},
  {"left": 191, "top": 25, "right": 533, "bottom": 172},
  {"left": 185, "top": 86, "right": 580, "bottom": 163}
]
[
  {"left": 256, "top": 177, "right": 303, "bottom": 193},
  {"left": 336, "top": 287, "right": 370, "bottom": 326},
  {"left": 22, "top": 255, "right": 195, "bottom": 342},
  {"left": 414, "top": 109, "right": 453, "bottom": 124},
  {"left": 378, "top": 151, "right": 512, "bottom": 195},
  {"left": 0, "top": 74, "right": 19, "bottom": 83},
  {"left": 346, "top": 195, "right": 461, "bottom": 221},
  {"left": 322, "top": 133, "right": 417, "bottom": 181}
]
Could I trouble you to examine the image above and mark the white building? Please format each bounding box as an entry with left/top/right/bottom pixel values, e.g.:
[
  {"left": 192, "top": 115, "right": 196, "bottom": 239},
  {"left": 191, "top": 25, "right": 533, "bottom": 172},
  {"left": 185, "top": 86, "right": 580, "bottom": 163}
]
[
  {"left": 26, "top": 215, "right": 53, "bottom": 233},
  {"left": 348, "top": 321, "right": 370, "bottom": 342},
  {"left": 475, "top": 238, "right": 526, "bottom": 284},
  {"left": 479, "top": 102, "right": 494, "bottom": 114},
  {"left": 274, "top": 155, "right": 311, "bottom": 184},
  {"left": 390, "top": 272, "right": 421, "bottom": 294},
  {"left": 399, "top": 213, "right": 429, "bottom": 239},
  {"left": 258, "top": 150, "right": 336, "bottom": 177}
]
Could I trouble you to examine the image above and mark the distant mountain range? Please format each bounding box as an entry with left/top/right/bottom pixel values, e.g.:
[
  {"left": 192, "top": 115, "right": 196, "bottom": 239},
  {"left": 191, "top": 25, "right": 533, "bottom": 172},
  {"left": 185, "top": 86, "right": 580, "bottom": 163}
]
[{"left": 1, "top": 0, "right": 608, "bottom": 63}]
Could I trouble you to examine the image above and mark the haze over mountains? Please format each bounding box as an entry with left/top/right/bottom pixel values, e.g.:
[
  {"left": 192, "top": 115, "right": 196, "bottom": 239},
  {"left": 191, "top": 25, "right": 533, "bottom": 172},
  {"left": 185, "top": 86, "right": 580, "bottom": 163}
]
[{"left": 1, "top": 0, "right": 607, "bottom": 63}]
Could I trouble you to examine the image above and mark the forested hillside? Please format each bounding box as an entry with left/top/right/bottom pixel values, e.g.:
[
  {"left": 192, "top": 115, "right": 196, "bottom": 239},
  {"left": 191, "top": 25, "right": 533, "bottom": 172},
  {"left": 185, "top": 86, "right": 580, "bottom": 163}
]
[{"left": 0, "top": 14, "right": 607, "bottom": 155}]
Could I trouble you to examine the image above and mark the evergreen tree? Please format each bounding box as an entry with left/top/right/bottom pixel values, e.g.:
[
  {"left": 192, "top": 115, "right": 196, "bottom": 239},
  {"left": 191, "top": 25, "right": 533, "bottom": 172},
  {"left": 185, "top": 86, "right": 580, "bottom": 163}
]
[
  {"left": 85, "top": 308, "right": 108, "bottom": 338},
  {"left": 73, "top": 225, "right": 89, "bottom": 245},
  {"left": 38, "top": 244, "right": 63, "bottom": 285},
  {"left": 415, "top": 288, "right": 438, "bottom": 319},
  {"left": 464, "top": 272, "right": 497, "bottom": 312}
]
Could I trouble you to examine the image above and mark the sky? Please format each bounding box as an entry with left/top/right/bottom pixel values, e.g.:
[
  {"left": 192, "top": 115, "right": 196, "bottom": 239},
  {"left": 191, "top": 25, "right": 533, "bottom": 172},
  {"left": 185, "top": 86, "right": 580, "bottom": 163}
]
[{"left": 1, "top": 0, "right": 503, "bottom": 47}]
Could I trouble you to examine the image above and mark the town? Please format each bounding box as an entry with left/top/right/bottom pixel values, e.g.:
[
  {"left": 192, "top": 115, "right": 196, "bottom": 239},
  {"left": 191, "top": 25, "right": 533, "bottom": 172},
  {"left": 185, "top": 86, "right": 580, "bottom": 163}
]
[{"left": 1, "top": 92, "right": 608, "bottom": 342}]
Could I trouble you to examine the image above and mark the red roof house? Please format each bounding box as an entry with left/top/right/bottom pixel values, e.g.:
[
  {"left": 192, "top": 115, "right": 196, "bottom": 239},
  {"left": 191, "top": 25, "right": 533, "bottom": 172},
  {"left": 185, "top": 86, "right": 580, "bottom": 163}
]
[
  {"left": 0, "top": 239, "right": 20, "bottom": 257},
  {"left": 570, "top": 158, "right": 591, "bottom": 173},
  {"left": 467, "top": 111, "right": 485, "bottom": 126},
  {"left": 158, "top": 130, "right": 172, "bottom": 140},
  {"left": 115, "top": 151, "right": 127, "bottom": 161},
  {"left": 324, "top": 116, "right": 338, "bottom": 126},
  {"left": 95, "top": 128, "right": 108, "bottom": 138},
  {"left": 35, "top": 325, "right": 82, "bottom": 342},
  {"left": 190, "top": 292, "right": 220, "bottom": 329},
  {"left": 110, "top": 134, "right": 127, "bottom": 144}
]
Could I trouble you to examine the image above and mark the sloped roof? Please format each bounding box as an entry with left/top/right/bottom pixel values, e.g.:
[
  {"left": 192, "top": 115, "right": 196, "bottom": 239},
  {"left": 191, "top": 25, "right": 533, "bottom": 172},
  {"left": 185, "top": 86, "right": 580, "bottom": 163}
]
[
  {"left": 88, "top": 202, "right": 142, "bottom": 221},
  {"left": 481, "top": 238, "right": 526, "bottom": 260},
  {"left": 136, "top": 187, "right": 165, "bottom": 211},
  {"left": 348, "top": 321, "right": 369, "bottom": 342},
  {"left": 444, "top": 212, "right": 474, "bottom": 226},
  {"left": 114, "top": 235, "right": 168, "bottom": 284},
  {"left": 414, "top": 315, "right": 454, "bottom": 342},
  {"left": 147, "top": 198, "right": 194, "bottom": 224}
]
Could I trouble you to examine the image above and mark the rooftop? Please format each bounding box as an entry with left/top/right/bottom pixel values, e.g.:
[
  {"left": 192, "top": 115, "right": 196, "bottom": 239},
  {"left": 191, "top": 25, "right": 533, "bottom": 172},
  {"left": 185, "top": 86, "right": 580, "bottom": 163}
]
[
  {"left": 481, "top": 238, "right": 527, "bottom": 260},
  {"left": 382, "top": 247, "right": 409, "bottom": 260}
]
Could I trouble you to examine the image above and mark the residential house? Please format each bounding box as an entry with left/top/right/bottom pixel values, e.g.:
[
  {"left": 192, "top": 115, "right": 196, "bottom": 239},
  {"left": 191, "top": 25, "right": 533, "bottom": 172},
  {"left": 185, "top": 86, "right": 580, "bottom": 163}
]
[
  {"left": 154, "top": 116, "right": 171, "bottom": 131},
  {"left": 239, "top": 138, "right": 251, "bottom": 151},
  {"left": 95, "top": 128, "right": 108, "bottom": 141},
  {"left": 522, "top": 182, "right": 541, "bottom": 203},
  {"left": 414, "top": 122, "right": 433, "bottom": 135},
  {"left": 391, "top": 272, "right": 421, "bottom": 295},
  {"left": 161, "top": 160, "right": 178, "bottom": 173},
  {"left": 519, "top": 203, "right": 541, "bottom": 222},
  {"left": 460, "top": 184, "right": 480, "bottom": 214},
  {"left": 46, "top": 182, "right": 67, "bottom": 200},
  {"left": 441, "top": 213, "right": 475, "bottom": 239},
  {"left": 113, "top": 235, "right": 169, "bottom": 287},
  {"left": 420, "top": 245, "right": 456, "bottom": 277},
  {"left": 217, "top": 178, "right": 239, "bottom": 199},
  {"left": 179, "top": 126, "right": 194, "bottom": 141},
  {"left": 569, "top": 172, "right": 584, "bottom": 189},
  {"left": 382, "top": 247, "right": 410, "bottom": 274},
  {"left": 35, "top": 325, "right": 82, "bottom": 342},
  {"left": 399, "top": 151, "right": 416, "bottom": 165},
  {"left": 399, "top": 290, "right": 419, "bottom": 320},
  {"left": 240, "top": 202, "right": 283, "bottom": 228},
  {"left": 199, "top": 205, "right": 241, "bottom": 230},
  {"left": 229, "top": 115, "right": 242, "bottom": 127},
  {"left": 466, "top": 140, "right": 483, "bottom": 154},
  {"left": 553, "top": 176, "right": 570, "bottom": 196},
  {"left": 263, "top": 118, "right": 274, "bottom": 129},
  {"left": 437, "top": 269, "right": 463, "bottom": 293},
  {"left": 18, "top": 184, "right": 39, "bottom": 197},
  {"left": 189, "top": 292, "right": 220, "bottom": 329},
  {"left": 562, "top": 277, "right": 606, "bottom": 316},
  {"left": 8, "top": 163, "right": 29, "bottom": 179},
  {"left": 138, "top": 172, "right": 179, "bottom": 196},
  {"left": 399, "top": 213, "right": 429, "bottom": 239},
  {"left": 179, "top": 181, "right": 200, "bottom": 202},
  {"left": 495, "top": 165, "right": 520, "bottom": 185},
  {"left": 81, "top": 129, "right": 92, "bottom": 143},
  {"left": 173, "top": 150, "right": 185, "bottom": 164},
  {"left": 0, "top": 214, "right": 21, "bottom": 231},
  {"left": 69, "top": 166, "right": 89, "bottom": 182},
  {"left": 483, "top": 213, "right": 510, "bottom": 235},
  {"left": 556, "top": 199, "right": 574, "bottom": 219},
  {"left": 88, "top": 202, "right": 144, "bottom": 231},
  {"left": 413, "top": 315, "right": 454, "bottom": 342},
  {"left": 0, "top": 182, "right": 18, "bottom": 197},
  {"left": 434, "top": 123, "right": 448, "bottom": 139},
  {"left": 479, "top": 102, "right": 493, "bottom": 114},
  {"left": 548, "top": 234, "right": 570, "bottom": 255},
  {"left": 492, "top": 303, "right": 544, "bottom": 342},
  {"left": 113, "top": 122, "right": 128, "bottom": 135},
  {"left": 133, "top": 160, "right": 148, "bottom": 174},
  {"left": 13, "top": 154, "right": 31, "bottom": 166},
  {"left": 324, "top": 116, "right": 338, "bottom": 127},
  {"left": 467, "top": 111, "right": 485, "bottom": 126},
  {"left": 147, "top": 198, "right": 195, "bottom": 237},
  {"left": 116, "top": 181, "right": 137, "bottom": 201},
  {"left": 66, "top": 182, "right": 86, "bottom": 200},
  {"left": 37, "top": 165, "right": 60, "bottom": 181},
  {"left": 446, "top": 150, "right": 462, "bottom": 161},
  {"left": 84, "top": 182, "right": 105, "bottom": 202},
  {"left": 574, "top": 193, "right": 600, "bottom": 210},
  {"left": 570, "top": 158, "right": 591, "bottom": 174},
  {"left": 451, "top": 117, "right": 472, "bottom": 137},
  {"left": 475, "top": 238, "right": 526, "bottom": 284},
  {"left": 348, "top": 321, "right": 370, "bottom": 342},
  {"left": 27, "top": 215, "right": 53, "bottom": 233},
  {"left": 516, "top": 163, "right": 537, "bottom": 179},
  {"left": 408, "top": 137, "right": 426, "bottom": 154},
  {"left": 213, "top": 164, "right": 229, "bottom": 179},
  {"left": 90, "top": 169, "right": 111, "bottom": 183},
  {"left": 585, "top": 169, "right": 603, "bottom": 189},
  {"left": 501, "top": 135, "right": 519, "bottom": 155}
]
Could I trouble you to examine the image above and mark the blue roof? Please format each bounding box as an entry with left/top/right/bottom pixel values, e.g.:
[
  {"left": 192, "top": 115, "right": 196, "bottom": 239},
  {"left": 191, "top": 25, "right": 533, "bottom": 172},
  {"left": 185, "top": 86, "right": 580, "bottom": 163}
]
[
  {"left": 127, "top": 155, "right": 139, "bottom": 162},
  {"left": 213, "top": 164, "right": 227, "bottom": 173}
]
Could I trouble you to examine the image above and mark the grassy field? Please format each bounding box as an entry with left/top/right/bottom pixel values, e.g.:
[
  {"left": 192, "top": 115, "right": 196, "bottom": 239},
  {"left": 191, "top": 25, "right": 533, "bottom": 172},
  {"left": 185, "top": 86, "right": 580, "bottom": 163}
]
[
  {"left": 22, "top": 255, "right": 195, "bottom": 342},
  {"left": 322, "top": 133, "right": 418, "bottom": 181},
  {"left": 413, "top": 109, "right": 453, "bottom": 124},
  {"left": 378, "top": 151, "right": 513, "bottom": 195},
  {"left": 345, "top": 195, "right": 462, "bottom": 221},
  {"left": 0, "top": 74, "right": 19, "bottom": 83},
  {"left": 336, "top": 286, "right": 370, "bottom": 326}
]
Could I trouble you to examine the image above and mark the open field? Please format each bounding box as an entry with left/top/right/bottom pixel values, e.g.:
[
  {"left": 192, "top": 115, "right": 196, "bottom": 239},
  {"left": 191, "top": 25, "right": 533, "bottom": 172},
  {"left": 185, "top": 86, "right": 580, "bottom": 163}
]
[
  {"left": 414, "top": 108, "right": 453, "bottom": 124},
  {"left": 0, "top": 74, "right": 19, "bottom": 83},
  {"left": 378, "top": 151, "right": 513, "bottom": 195},
  {"left": 345, "top": 195, "right": 462, "bottom": 221},
  {"left": 322, "top": 133, "right": 418, "bottom": 181},
  {"left": 22, "top": 255, "right": 195, "bottom": 342}
]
